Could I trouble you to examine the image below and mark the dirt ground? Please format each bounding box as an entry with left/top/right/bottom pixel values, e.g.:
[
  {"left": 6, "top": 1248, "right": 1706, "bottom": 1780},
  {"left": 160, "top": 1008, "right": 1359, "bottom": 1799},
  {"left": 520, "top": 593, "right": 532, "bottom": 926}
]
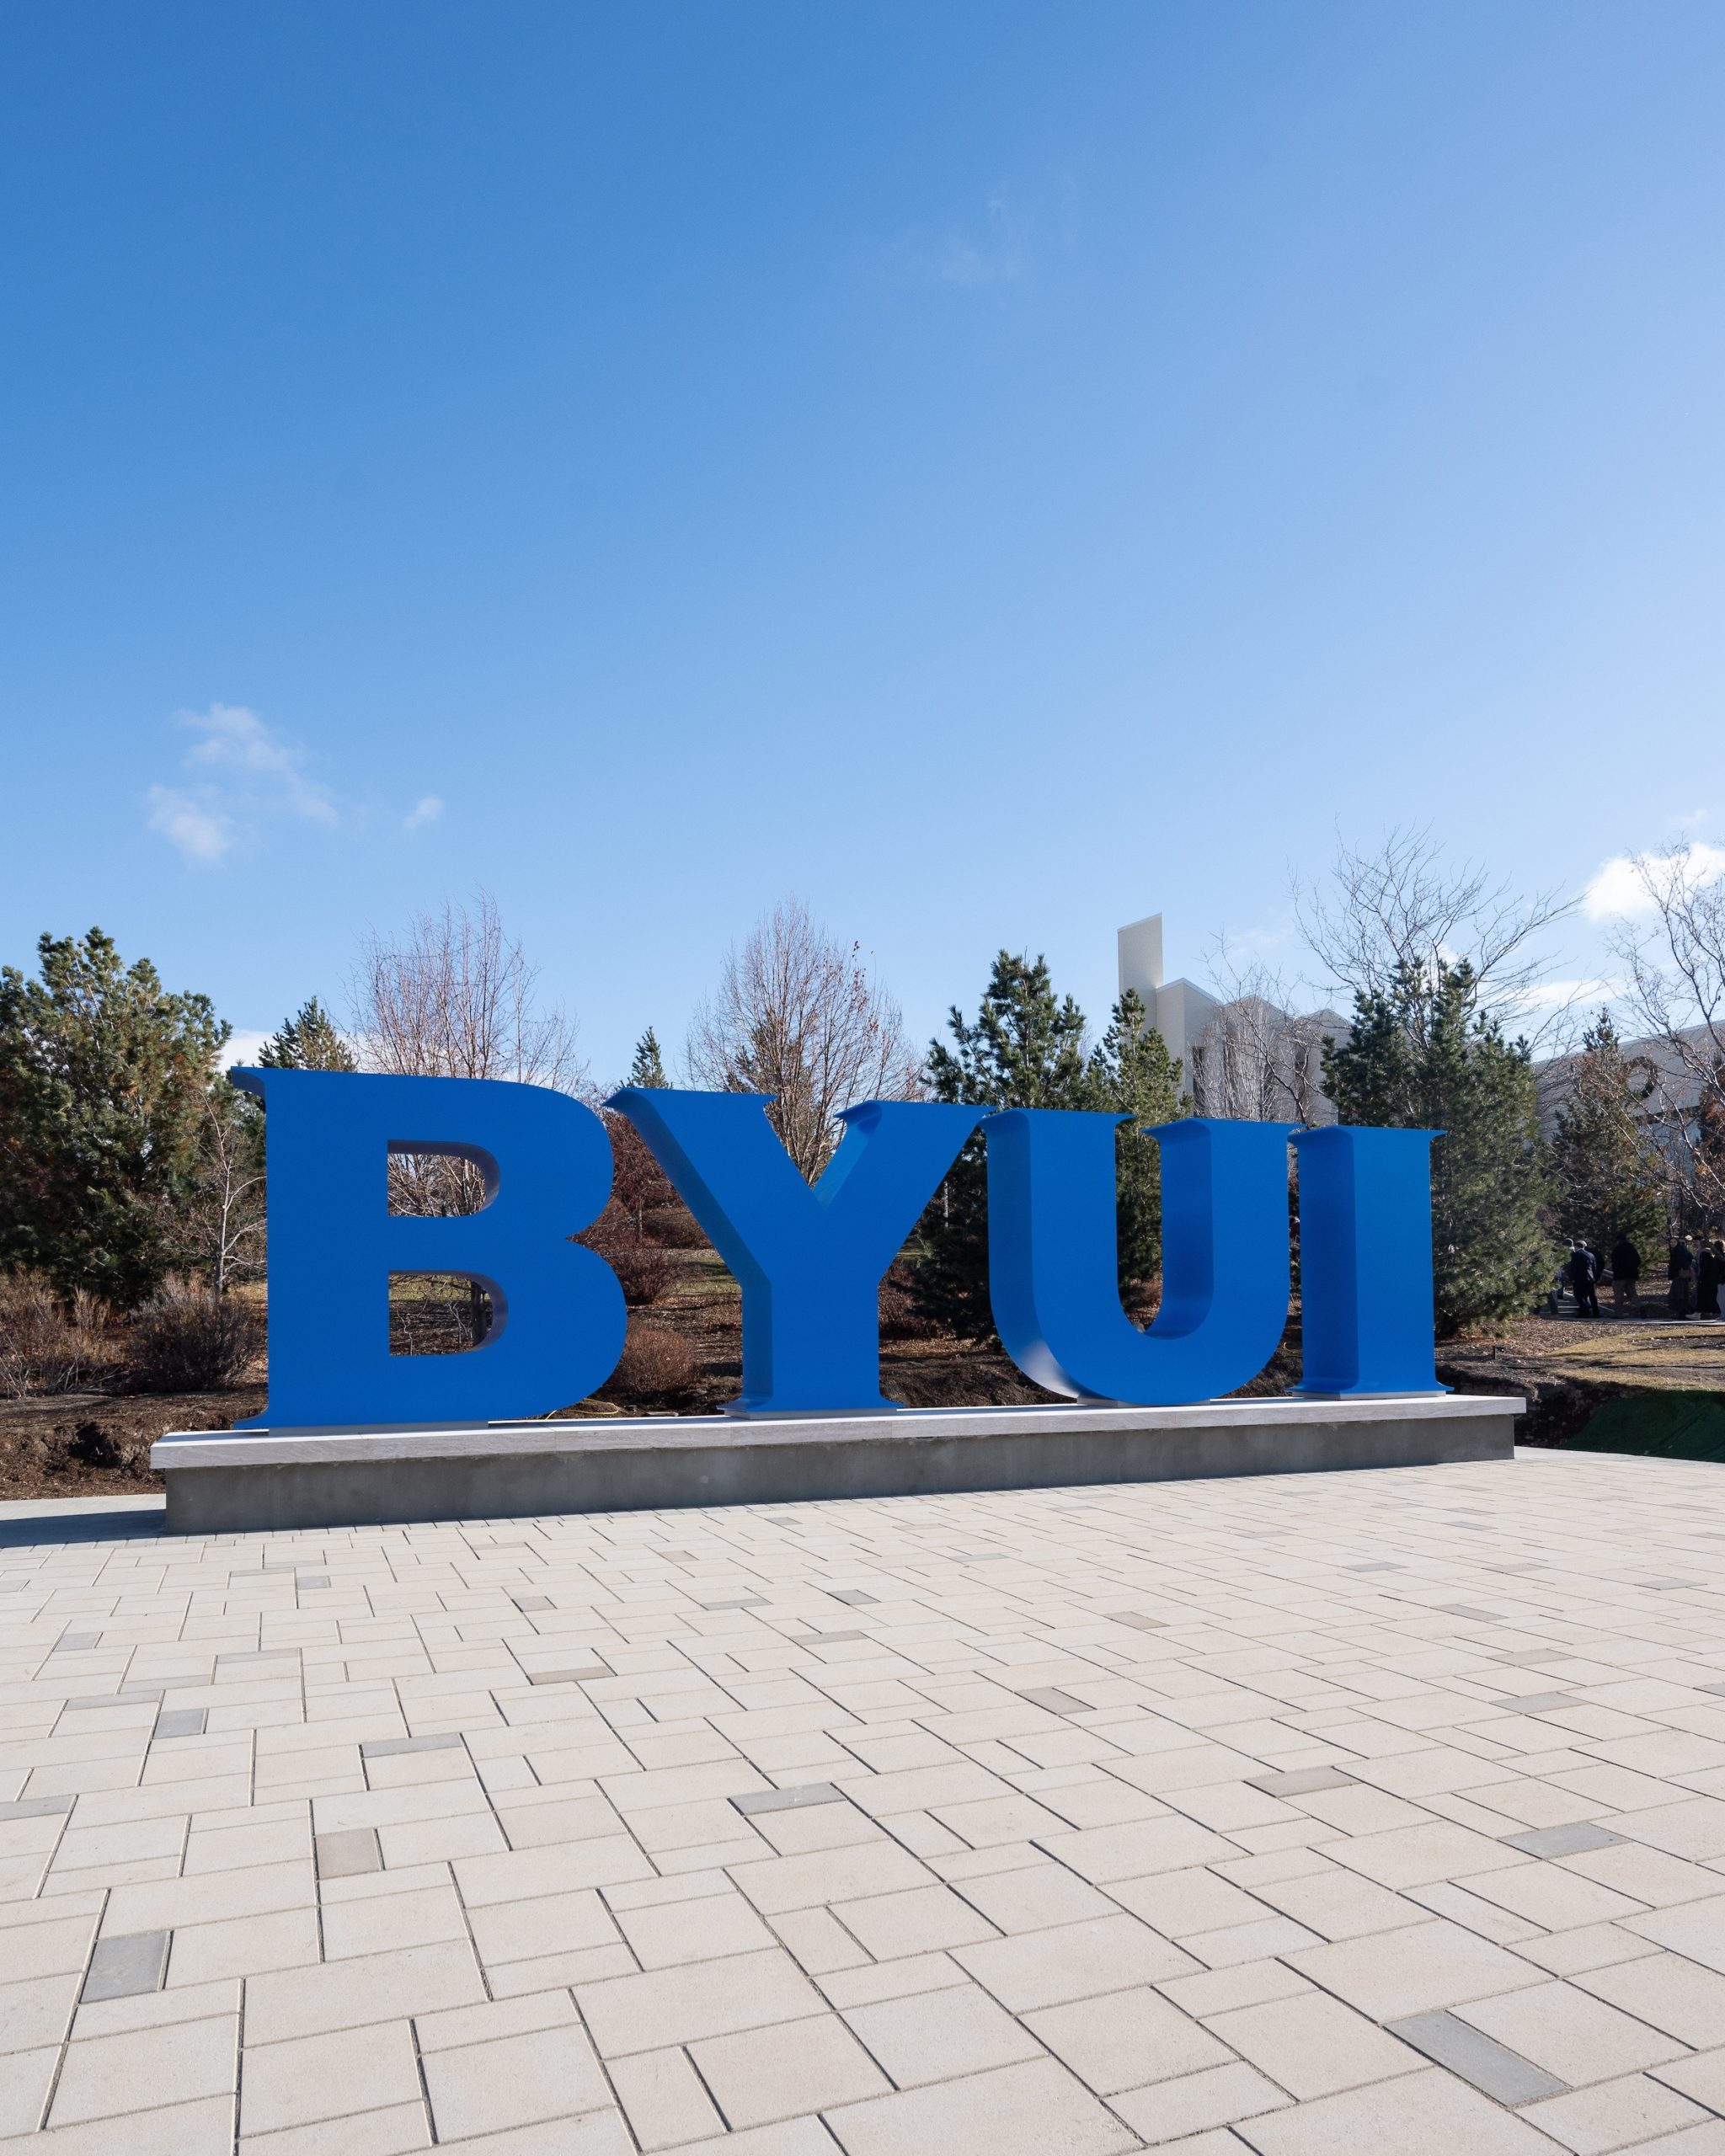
[
  {"left": 0, "top": 1385, "right": 267, "bottom": 1501},
  {"left": 7, "top": 1274, "right": 1720, "bottom": 1503}
]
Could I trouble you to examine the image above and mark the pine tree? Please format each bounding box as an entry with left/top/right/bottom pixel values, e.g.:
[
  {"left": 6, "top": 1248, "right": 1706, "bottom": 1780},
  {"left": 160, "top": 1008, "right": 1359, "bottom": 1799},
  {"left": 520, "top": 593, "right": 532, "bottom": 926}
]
[
  {"left": 1089, "top": 988, "right": 1186, "bottom": 1299},
  {"left": 628, "top": 1027, "right": 668, "bottom": 1089},
  {"left": 0, "top": 929, "right": 227, "bottom": 1304},
  {"left": 910, "top": 954, "right": 1183, "bottom": 1342},
  {"left": 1551, "top": 1011, "right": 1667, "bottom": 1254},
  {"left": 1323, "top": 958, "right": 1550, "bottom": 1336},
  {"left": 258, "top": 996, "right": 355, "bottom": 1072}
]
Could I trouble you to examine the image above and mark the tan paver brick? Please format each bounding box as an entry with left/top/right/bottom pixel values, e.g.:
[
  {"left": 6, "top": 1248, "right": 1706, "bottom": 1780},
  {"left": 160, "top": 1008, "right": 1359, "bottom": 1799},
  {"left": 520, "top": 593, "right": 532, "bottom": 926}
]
[
  {"left": 15, "top": 1450, "right": 1725, "bottom": 2151},
  {"left": 955, "top": 1911, "right": 1199, "bottom": 2009},
  {"left": 0, "top": 2047, "right": 58, "bottom": 2137},
  {"left": 50, "top": 2011, "right": 237, "bottom": 2126},
  {"left": 825, "top": 2054, "right": 1137, "bottom": 2156},
  {"left": 245, "top": 1940, "right": 485, "bottom": 2042},
  {"left": 691, "top": 2009, "right": 889, "bottom": 2126},
  {"left": 577, "top": 1945, "right": 825, "bottom": 2055},
  {"left": 613, "top": 1885, "right": 777, "bottom": 1966},
  {"left": 1578, "top": 1951, "right": 1725, "bottom": 2046},
  {"left": 238, "top": 2099, "right": 430, "bottom": 2152},
  {"left": 1521, "top": 2071, "right": 1711, "bottom": 2155},
  {"left": 1026, "top": 1983, "right": 1235, "bottom": 2092},
  {"left": 841, "top": 1980, "right": 1042, "bottom": 2084},
  {"left": 1283, "top": 1917, "right": 1546, "bottom": 2020},
  {"left": 1457, "top": 1977, "right": 1690, "bottom": 2085},
  {"left": 607, "top": 2046, "right": 726, "bottom": 2149},
  {"left": 240, "top": 2022, "right": 422, "bottom": 2135},
  {"left": 421, "top": 2020, "right": 613, "bottom": 2139},
  {"left": 1231, "top": 2064, "right": 1573, "bottom": 2152},
  {"left": 1110, "top": 2058, "right": 1290, "bottom": 2142}
]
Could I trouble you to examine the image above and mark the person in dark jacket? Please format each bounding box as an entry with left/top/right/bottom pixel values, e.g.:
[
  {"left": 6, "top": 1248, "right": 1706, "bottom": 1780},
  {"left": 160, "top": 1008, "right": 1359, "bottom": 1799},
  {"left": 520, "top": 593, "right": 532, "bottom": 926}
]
[
  {"left": 1670, "top": 1237, "right": 1696, "bottom": 1316},
  {"left": 1567, "top": 1241, "right": 1599, "bottom": 1320},
  {"left": 1701, "top": 1241, "right": 1725, "bottom": 1320},
  {"left": 1610, "top": 1233, "right": 1642, "bottom": 1317}
]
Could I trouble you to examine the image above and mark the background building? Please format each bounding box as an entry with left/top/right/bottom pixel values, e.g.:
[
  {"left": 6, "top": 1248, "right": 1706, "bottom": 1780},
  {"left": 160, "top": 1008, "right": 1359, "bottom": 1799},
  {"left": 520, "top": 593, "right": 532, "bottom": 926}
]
[{"left": 1118, "top": 913, "right": 1348, "bottom": 1124}]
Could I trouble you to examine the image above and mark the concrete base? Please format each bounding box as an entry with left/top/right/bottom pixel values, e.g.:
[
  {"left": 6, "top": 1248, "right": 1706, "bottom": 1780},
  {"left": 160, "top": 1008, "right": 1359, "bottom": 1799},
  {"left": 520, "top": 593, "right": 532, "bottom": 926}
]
[{"left": 152, "top": 1393, "right": 1523, "bottom": 1534}]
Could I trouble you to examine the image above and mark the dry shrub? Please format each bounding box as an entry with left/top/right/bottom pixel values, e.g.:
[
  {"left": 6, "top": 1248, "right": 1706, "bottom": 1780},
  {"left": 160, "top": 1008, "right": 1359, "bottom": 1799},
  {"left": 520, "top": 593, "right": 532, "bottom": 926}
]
[
  {"left": 126, "top": 1278, "right": 261, "bottom": 1393},
  {"left": 639, "top": 1203, "right": 707, "bottom": 1250},
  {"left": 604, "top": 1117, "right": 708, "bottom": 1251},
  {"left": 606, "top": 1238, "right": 672, "bottom": 1307},
  {"left": 879, "top": 1258, "right": 943, "bottom": 1342},
  {"left": 0, "top": 1276, "right": 115, "bottom": 1396},
  {"left": 601, "top": 1324, "right": 702, "bottom": 1411},
  {"left": 388, "top": 1275, "right": 491, "bottom": 1355},
  {"left": 582, "top": 1203, "right": 676, "bottom": 1305}
]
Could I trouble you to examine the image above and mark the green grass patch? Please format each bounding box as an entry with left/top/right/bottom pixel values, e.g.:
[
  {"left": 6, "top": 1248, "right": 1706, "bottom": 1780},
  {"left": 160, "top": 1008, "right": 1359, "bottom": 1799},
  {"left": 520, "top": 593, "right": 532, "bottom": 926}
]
[{"left": 1569, "top": 1390, "right": 1725, "bottom": 1463}]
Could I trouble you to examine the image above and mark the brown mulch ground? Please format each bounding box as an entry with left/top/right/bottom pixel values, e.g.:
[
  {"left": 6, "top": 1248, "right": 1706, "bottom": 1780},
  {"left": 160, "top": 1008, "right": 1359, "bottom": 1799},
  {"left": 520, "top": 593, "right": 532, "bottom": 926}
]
[{"left": 0, "top": 1385, "right": 267, "bottom": 1500}]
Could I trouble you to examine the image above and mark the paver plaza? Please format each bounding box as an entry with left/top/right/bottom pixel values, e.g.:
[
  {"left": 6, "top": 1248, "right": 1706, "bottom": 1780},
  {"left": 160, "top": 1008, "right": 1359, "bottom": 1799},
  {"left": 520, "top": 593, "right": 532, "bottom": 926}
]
[{"left": 4, "top": 1448, "right": 1725, "bottom": 2153}]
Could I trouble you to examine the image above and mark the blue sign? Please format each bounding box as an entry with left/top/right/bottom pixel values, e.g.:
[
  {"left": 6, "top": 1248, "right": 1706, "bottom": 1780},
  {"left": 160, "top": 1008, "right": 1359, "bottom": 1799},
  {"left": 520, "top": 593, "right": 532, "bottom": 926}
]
[{"left": 231, "top": 1070, "right": 1440, "bottom": 1431}]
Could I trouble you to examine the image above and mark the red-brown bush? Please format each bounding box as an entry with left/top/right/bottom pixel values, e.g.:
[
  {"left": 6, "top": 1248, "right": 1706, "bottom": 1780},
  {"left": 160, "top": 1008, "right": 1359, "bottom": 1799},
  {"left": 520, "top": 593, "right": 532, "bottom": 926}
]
[
  {"left": 606, "top": 1238, "right": 673, "bottom": 1307},
  {"left": 638, "top": 1203, "right": 707, "bottom": 1251},
  {"left": 601, "top": 1324, "right": 702, "bottom": 1410}
]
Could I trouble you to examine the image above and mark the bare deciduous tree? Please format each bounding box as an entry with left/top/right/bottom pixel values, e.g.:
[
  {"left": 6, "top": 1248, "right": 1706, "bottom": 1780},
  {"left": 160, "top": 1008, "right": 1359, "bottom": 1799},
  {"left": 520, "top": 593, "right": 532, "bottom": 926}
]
[
  {"left": 686, "top": 899, "right": 921, "bottom": 1179},
  {"left": 183, "top": 1081, "right": 266, "bottom": 1296},
  {"left": 353, "top": 891, "right": 583, "bottom": 1091},
  {"left": 1610, "top": 846, "right": 1725, "bottom": 1222},
  {"left": 1295, "top": 826, "right": 1571, "bottom": 1044},
  {"left": 351, "top": 893, "right": 585, "bottom": 1342},
  {"left": 1192, "top": 943, "right": 1334, "bottom": 1125}
]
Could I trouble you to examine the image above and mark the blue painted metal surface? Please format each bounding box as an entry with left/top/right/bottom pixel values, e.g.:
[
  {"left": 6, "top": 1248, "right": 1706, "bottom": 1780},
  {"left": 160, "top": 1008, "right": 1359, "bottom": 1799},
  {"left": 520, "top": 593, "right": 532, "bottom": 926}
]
[
  {"left": 609, "top": 1088, "right": 983, "bottom": 1413},
  {"left": 230, "top": 1068, "right": 1442, "bottom": 1431},
  {"left": 231, "top": 1068, "right": 625, "bottom": 1430},
  {"left": 1293, "top": 1124, "right": 1444, "bottom": 1395},
  {"left": 985, "top": 1111, "right": 1298, "bottom": 1406}
]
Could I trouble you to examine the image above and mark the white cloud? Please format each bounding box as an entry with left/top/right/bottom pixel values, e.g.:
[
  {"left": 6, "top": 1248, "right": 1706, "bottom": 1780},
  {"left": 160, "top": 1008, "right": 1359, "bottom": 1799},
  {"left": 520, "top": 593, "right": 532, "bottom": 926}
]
[
  {"left": 180, "top": 702, "right": 339, "bottom": 826},
  {"left": 1583, "top": 841, "right": 1725, "bottom": 922},
  {"left": 147, "top": 703, "right": 441, "bottom": 866},
  {"left": 147, "top": 786, "right": 235, "bottom": 865},
  {"left": 219, "top": 1027, "right": 273, "bottom": 1070},
  {"left": 147, "top": 703, "right": 338, "bottom": 866}
]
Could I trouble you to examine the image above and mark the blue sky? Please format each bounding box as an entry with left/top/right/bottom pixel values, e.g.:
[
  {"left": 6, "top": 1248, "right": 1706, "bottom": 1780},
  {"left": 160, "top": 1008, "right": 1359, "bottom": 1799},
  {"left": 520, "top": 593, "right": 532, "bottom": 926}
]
[{"left": 4, "top": 3, "right": 1724, "bottom": 1080}]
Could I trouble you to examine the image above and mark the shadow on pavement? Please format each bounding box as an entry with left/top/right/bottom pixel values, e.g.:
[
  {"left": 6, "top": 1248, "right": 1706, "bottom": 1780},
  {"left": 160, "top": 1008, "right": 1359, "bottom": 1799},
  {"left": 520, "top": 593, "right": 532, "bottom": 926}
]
[{"left": 0, "top": 1503, "right": 165, "bottom": 1549}]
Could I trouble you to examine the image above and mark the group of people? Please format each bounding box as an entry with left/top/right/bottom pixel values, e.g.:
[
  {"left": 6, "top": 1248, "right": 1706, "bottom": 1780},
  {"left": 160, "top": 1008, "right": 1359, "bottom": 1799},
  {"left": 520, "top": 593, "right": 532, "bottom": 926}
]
[
  {"left": 1563, "top": 1233, "right": 1725, "bottom": 1319},
  {"left": 1661, "top": 1233, "right": 1725, "bottom": 1317}
]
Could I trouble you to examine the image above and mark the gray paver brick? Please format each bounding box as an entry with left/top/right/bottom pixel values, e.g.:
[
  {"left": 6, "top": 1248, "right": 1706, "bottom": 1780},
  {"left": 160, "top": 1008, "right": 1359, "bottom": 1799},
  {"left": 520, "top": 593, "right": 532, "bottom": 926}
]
[
  {"left": 81, "top": 1929, "right": 170, "bottom": 2002},
  {"left": 1247, "top": 1766, "right": 1356, "bottom": 1796},
  {"left": 1387, "top": 2009, "right": 1570, "bottom": 2105},
  {"left": 730, "top": 1783, "right": 847, "bottom": 1815},
  {"left": 316, "top": 1828, "right": 383, "bottom": 1878},
  {"left": 1503, "top": 1822, "right": 1626, "bottom": 1857},
  {"left": 1016, "top": 1686, "right": 1093, "bottom": 1716}
]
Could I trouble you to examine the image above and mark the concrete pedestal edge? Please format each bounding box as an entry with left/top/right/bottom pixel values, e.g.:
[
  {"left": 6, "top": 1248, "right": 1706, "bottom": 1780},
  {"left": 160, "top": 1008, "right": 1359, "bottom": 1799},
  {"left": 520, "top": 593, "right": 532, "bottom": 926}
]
[{"left": 154, "top": 1394, "right": 1524, "bottom": 1534}]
